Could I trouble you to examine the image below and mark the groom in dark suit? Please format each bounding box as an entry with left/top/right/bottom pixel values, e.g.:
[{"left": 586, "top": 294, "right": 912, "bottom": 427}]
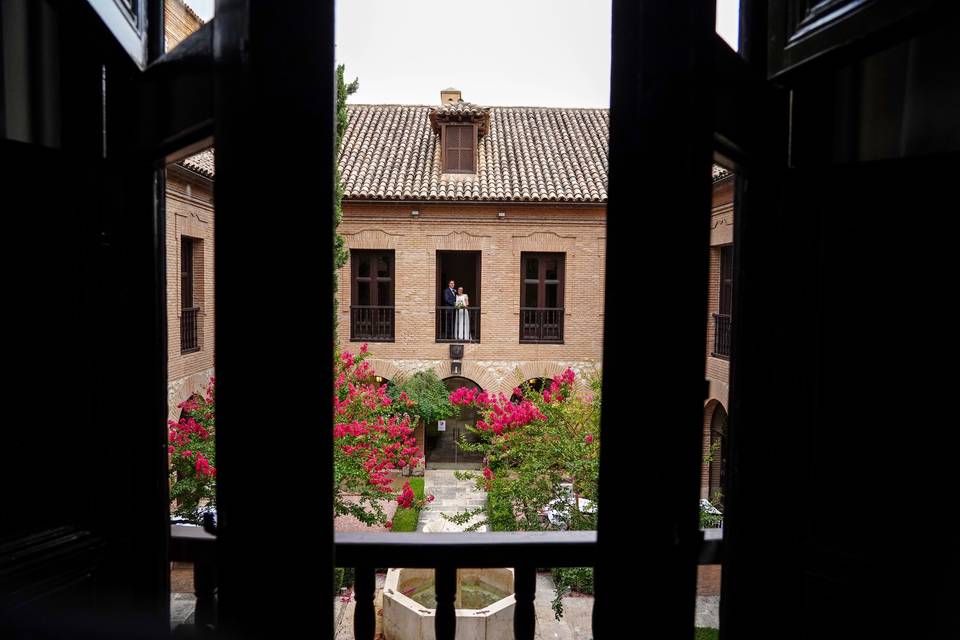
[{"left": 443, "top": 280, "right": 457, "bottom": 338}]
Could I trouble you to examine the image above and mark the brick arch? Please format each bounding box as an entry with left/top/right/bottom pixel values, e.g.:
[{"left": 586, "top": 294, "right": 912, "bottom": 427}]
[
  {"left": 703, "top": 399, "right": 729, "bottom": 503},
  {"left": 364, "top": 359, "right": 405, "bottom": 383},
  {"left": 167, "top": 370, "right": 214, "bottom": 422},
  {"left": 427, "top": 361, "right": 498, "bottom": 393},
  {"left": 507, "top": 362, "right": 598, "bottom": 397}
]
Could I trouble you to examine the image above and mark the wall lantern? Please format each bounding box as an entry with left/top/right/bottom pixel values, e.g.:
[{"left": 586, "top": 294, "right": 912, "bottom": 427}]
[
  {"left": 450, "top": 344, "right": 464, "bottom": 360},
  {"left": 451, "top": 361, "right": 462, "bottom": 376},
  {"left": 497, "top": 211, "right": 506, "bottom": 219},
  {"left": 375, "top": 376, "right": 383, "bottom": 383},
  {"left": 411, "top": 209, "right": 419, "bottom": 218}
]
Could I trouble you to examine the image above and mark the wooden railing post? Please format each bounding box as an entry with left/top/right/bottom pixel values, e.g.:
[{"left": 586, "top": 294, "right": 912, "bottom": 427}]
[
  {"left": 513, "top": 565, "right": 537, "bottom": 640},
  {"left": 434, "top": 566, "right": 457, "bottom": 640},
  {"left": 353, "top": 566, "right": 376, "bottom": 640},
  {"left": 193, "top": 554, "right": 216, "bottom": 636}
]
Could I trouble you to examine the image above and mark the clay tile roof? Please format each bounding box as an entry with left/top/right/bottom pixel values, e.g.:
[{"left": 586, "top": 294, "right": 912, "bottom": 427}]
[
  {"left": 340, "top": 104, "right": 610, "bottom": 203},
  {"left": 712, "top": 164, "right": 731, "bottom": 182},
  {"left": 180, "top": 149, "right": 214, "bottom": 178},
  {"left": 432, "top": 100, "right": 489, "bottom": 118}
]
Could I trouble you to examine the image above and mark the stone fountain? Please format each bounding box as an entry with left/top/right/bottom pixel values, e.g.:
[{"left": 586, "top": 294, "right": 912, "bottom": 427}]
[{"left": 381, "top": 568, "right": 515, "bottom": 640}]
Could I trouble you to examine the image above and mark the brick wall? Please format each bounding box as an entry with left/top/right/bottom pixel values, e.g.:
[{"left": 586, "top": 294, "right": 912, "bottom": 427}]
[
  {"left": 337, "top": 201, "right": 606, "bottom": 396},
  {"left": 166, "top": 166, "right": 215, "bottom": 420},
  {"left": 701, "top": 176, "right": 734, "bottom": 498}
]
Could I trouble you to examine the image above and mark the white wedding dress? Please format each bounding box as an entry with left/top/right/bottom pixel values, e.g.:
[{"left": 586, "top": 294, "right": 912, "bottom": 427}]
[{"left": 454, "top": 294, "right": 471, "bottom": 341}]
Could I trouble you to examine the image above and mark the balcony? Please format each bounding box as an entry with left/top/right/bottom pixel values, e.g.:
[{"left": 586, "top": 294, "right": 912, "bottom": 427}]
[
  {"left": 181, "top": 307, "right": 200, "bottom": 353},
  {"left": 351, "top": 305, "right": 396, "bottom": 342},
  {"left": 712, "top": 313, "right": 731, "bottom": 359},
  {"left": 436, "top": 306, "right": 481, "bottom": 343},
  {"left": 520, "top": 307, "right": 564, "bottom": 344},
  {"left": 169, "top": 527, "right": 723, "bottom": 639}
]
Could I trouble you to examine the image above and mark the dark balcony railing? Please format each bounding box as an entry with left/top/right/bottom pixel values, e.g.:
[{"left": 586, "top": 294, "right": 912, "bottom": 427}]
[
  {"left": 520, "top": 307, "right": 564, "bottom": 343},
  {"left": 436, "top": 306, "right": 481, "bottom": 343},
  {"left": 712, "top": 313, "right": 731, "bottom": 358},
  {"left": 168, "top": 527, "right": 722, "bottom": 639},
  {"left": 181, "top": 307, "right": 200, "bottom": 353},
  {"left": 350, "top": 305, "right": 395, "bottom": 342},
  {"left": 170, "top": 524, "right": 217, "bottom": 637}
]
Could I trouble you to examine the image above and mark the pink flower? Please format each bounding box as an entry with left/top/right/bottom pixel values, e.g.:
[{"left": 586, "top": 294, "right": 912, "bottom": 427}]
[
  {"left": 385, "top": 520, "right": 393, "bottom": 529},
  {"left": 427, "top": 494, "right": 435, "bottom": 502},
  {"left": 584, "top": 434, "right": 594, "bottom": 444}
]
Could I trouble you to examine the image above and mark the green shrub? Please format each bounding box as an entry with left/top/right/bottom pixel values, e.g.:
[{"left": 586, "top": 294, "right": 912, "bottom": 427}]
[
  {"left": 390, "top": 476, "right": 424, "bottom": 532},
  {"left": 391, "top": 370, "right": 456, "bottom": 430},
  {"left": 487, "top": 483, "right": 518, "bottom": 532},
  {"left": 694, "top": 628, "right": 719, "bottom": 640},
  {"left": 334, "top": 567, "right": 355, "bottom": 594},
  {"left": 551, "top": 567, "right": 594, "bottom": 619}
]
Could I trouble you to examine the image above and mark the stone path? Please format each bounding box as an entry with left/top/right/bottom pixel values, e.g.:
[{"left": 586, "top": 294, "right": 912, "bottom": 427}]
[
  {"left": 416, "top": 470, "right": 488, "bottom": 532},
  {"left": 334, "top": 494, "right": 398, "bottom": 533}
]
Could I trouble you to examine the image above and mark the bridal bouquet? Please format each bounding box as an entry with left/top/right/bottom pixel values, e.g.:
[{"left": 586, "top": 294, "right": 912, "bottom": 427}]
[{"left": 455, "top": 302, "right": 466, "bottom": 309}]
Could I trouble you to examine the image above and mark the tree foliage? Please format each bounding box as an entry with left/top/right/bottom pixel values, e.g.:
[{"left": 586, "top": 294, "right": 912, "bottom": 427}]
[
  {"left": 390, "top": 370, "right": 457, "bottom": 430},
  {"left": 334, "top": 65, "right": 359, "bottom": 333},
  {"left": 334, "top": 344, "right": 424, "bottom": 526},
  {"left": 168, "top": 378, "right": 217, "bottom": 524}
]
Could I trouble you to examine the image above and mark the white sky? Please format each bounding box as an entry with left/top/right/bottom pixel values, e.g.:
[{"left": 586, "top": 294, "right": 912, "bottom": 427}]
[
  {"left": 183, "top": 0, "right": 214, "bottom": 21},
  {"left": 184, "top": 0, "right": 739, "bottom": 107}
]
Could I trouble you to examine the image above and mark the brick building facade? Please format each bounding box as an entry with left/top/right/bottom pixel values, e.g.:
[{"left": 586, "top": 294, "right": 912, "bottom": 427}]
[
  {"left": 701, "top": 170, "right": 734, "bottom": 500},
  {"left": 336, "top": 92, "right": 608, "bottom": 464},
  {"left": 163, "top": 1, "right": 213, "bottom": 422},
  {"left": 166, "top": 153, "right": 215, "bottom": 421}
]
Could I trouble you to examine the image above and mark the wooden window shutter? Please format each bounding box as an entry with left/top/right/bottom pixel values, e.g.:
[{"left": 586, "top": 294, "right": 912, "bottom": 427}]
[
  {"left": 719, "top": 245, "right": 733, "bottom": 315},
  {"left": 443, "top": 124, "right": 475, "bottom": 173}
]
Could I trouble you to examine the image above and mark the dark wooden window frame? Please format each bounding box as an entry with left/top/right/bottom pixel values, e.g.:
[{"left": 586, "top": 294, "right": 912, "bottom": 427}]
[
  {"left": 180, "top": 236, "right": 200, "bottom": 354},
  {"left": 37, "top": 1, "right": 946, "bottom": 639},
  {"left": 719, "top": 244, "right": 733, "bottom": 316},
  {"left": 519, "top": 252, "right": 565, "bottom": 344},
  {"left": 181, "top": 236, "right": 195, "bottom": 310},
  {"left": 350, "top": 249, "right": 396, "bottom": 342},
  {"left": 712, "top": 244, "right": 734, "bottom": 359},
  {"left": 441, "top": 123, "right": 477, "bottom": 174}
]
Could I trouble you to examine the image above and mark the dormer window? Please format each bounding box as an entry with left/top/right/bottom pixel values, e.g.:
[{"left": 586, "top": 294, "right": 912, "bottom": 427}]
[
  {"left": 442, "top": 124, "right": 476, "bottom": 173},
  {"left": 429, "top": 88, "right": 490, "bottom": 177}
]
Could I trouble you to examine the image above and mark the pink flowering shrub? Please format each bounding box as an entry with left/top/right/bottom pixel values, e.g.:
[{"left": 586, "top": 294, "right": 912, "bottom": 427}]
[
  {"left": 168, "top": 378, "right": 216, "bottom": 523},
  {"left": 334, "top": 345, "right": 424, "bottom": 526},
  {"left": 450, "top": 368, "right": 600, "bottom": 532}
]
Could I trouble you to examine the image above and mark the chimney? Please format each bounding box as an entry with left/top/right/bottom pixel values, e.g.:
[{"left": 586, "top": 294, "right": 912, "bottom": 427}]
[{"left": 440, "top": 87, "right": 462, "bottom": 104}]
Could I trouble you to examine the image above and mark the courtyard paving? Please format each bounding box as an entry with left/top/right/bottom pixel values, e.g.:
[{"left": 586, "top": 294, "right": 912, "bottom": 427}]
[{"left": 416, "top": 470, "right": 488, "bottom": 532}]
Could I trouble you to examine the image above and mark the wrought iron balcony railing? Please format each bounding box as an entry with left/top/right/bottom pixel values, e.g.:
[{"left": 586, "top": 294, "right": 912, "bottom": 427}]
[
  {"left": 168, "top": 527, "right": 723, "bottom": 640},
  {"left": 181, "top": 307, "right": 200, "bottom": 353},
  {"left": 520, "top": 307, "right": 564, "bottom": 343},
  {"left": 436, "top": 306, "right": 481, "bottom": 343},
  {"left": 712, "top": 312, "right": 731, "bottom": 359},
  {"left": 350, "top": 305, "right": 395, "bottom": 342}
]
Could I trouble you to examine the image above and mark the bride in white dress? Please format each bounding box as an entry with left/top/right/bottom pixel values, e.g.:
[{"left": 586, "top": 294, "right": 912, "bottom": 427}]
[{"left": 454, "top": 287, "right": 471, "bottom": 341}]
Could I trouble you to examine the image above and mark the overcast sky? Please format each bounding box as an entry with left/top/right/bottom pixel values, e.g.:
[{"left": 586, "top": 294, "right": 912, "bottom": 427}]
[{"left": 183, "top": 0, "right": 739, "bottom": 108}]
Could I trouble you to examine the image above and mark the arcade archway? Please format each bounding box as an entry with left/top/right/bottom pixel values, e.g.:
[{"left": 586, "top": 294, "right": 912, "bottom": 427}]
[{"left": 424, "top": 377, "right": 485, "bottom": 469}]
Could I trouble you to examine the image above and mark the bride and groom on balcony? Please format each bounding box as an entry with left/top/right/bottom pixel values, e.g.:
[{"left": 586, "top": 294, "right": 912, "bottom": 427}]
[{"left": 443, "top": 280, "right": 472, "bottom": 341}]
